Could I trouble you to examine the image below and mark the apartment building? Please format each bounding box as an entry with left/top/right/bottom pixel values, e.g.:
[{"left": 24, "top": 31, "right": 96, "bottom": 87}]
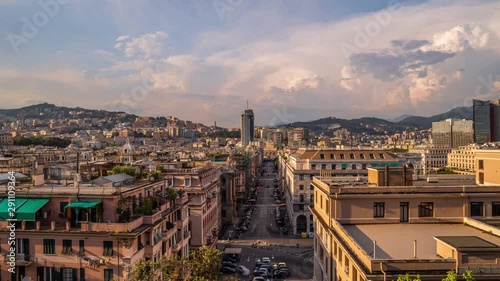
[
  {"left": 409, "top": 147, "right": 452, "bottom": 174},
  {"left": 476, "top": 149, "right": 500, "bottom": 186},
  {"left": 447, "top": 144, "right": 480, "bottom": 173},
  {"left": 311, "top": 169, "right": 500, "bottom": 281},
  {"left": 279, "top": 149, "right": 401, "bottom": 235},
  {"left": 432, "top": 119, "right": 474, "bottom": 148},
  {"left": 164, "top": 166, "right": 221, "bottom": 249},
  {"left": 0, "top": 174, "right": 190, "bottom": 281},
  {"left": 0, "top": 133, "right": 14, "bottom": 146}
]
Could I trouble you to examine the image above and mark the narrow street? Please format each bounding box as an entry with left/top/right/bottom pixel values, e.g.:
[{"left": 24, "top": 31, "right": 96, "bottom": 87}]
[{"left": 220, "top": 160, "right": 314, "bottom": 280}]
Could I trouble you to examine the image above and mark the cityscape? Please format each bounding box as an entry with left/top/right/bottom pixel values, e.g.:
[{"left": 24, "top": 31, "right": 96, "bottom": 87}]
[{"left": 1, "top": 1, "right": 500, "bottom": 281}]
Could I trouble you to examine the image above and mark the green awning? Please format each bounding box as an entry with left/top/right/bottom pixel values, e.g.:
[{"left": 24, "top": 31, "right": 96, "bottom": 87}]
[
  {"left": 65, "top": 201, "right": 101, "bottom": 209},
  {"left": 0, "top": 198, "right": 49, "bottom": 221},
  {"left": 341, "top": 164, "right": 348, "bottom": 169},
  {"left": 0, "top": 198, "right": 27, "bottom": 220},
  {"left": 371, "top": 163, "right": 379, "bottom": 167},
  {"left": 16, "top": 199, "right": 49, "bottom": 221},
  {"left": 390, "top": 163, "right": 399, "bottom": 167}
]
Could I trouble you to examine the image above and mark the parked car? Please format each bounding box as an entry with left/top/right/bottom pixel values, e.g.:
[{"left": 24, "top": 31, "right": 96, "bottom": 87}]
[
  {"left": 222, "top": 261, "right": 237, "bottom": 268},
  {"left": 274, "top": 270, "right": 290, "bottom": 279},
  {"left": 223, "top": 255, "right": 237, "bottom": 263},
  {"left": 220, "top": 267, "right": 236, "bottom": 274},
  {"left": 236, "top": 265, "right": 251, "bottom": 276}
]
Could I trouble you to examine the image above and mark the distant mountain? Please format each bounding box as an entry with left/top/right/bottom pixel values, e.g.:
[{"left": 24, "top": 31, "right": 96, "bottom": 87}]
[
  {"left": 387, "top": 114, "right": 412, "bottom": 123},
  {"left": 285, "top": 116, "right": 419, "bottom": 135},
  {"left": 398, "top": 106, "right": 473, "bottom": 128},
  {"left": 283, "top": 106, "right": 474, "bottom": 135}
]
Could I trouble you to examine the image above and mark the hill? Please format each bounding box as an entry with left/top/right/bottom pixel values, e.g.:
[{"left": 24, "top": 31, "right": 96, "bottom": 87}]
[{"left": 398, "top": 106, "right": 473, "bottom": 128}]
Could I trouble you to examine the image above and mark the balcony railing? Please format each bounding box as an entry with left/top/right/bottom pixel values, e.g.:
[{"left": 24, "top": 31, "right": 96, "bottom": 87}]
[{"left": 458, "top": 266, "right": 500, "bottom": 275}]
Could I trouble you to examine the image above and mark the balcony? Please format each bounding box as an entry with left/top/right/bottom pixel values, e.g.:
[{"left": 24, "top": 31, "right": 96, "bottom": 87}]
[{"left": 2, "top": 253, "right": 32, "bottom": 266}]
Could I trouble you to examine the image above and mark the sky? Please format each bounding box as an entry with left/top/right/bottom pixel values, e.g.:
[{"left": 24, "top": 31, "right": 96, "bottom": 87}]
[{"left": 0, "top": 0, "right": 499, "bottom": 128}]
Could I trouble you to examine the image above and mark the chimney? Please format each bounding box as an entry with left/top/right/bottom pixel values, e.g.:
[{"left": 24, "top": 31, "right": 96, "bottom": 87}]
[{"left": 385, "top": 166, "right": 390, "bottom": 186}]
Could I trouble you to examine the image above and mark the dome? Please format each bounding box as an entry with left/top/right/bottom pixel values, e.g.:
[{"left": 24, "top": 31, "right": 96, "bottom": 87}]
[{"left": 121, "top": 138, "right": 134, "bottom": 154}]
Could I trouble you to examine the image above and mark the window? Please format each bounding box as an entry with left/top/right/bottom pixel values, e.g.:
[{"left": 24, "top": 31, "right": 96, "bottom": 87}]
[
  {"left": 310, "top": 195, "right": 314, "bottom": 203},
  {"left": 479, "top": 172, "right": 484, "bottom": 184},
  {"left": 478, "top": 160, "right": 484, "bottom": 169},
  {"left": 321, "top": 164, "right": 326, "bottom": 170},
  {"left": 493, "top": 202, "right": 500, "bottom": 216},
  {"left": 362, "top": 164, "right": 367, "bottom": 170},
  {"left": 310, "top": 175, "right": 314, "bottom": 180},
  {"left": 79, "top": 240, "right": 85, "bottom": 255},
  {"left": 80, "top": 269, "right": 85, "bottom": 281},
  {"left": 418, "top": 202, "right": 434, "bottom": 217},
  {"left": 300, "top": 195, "right": 304, "bottom": 202},
  {"left": 103, "top": 241, "right": 113, "bottom": 256},
  {"left": 311, "top": 164, "right": 316, "bottom": 170},
  {"left": 43, "top": 239, "right": 55, "bottom": 254},
  {"left": 310, "top": 184, "right": 314, "bottom": 190},
  {"left": 299, "top": 185, "right": 304, "bottom": 190},
  {"left": 360, "top": 154, "right": 365, "bottom": 159},
  {"left": 379, "top": 153, "right": 385, "bottom": 159},
  {"left": 104, "top": 269, "right": 114, "bottom": 281},
  {"left": 320, "top": 154, "right": 325, "bottom": 159},
  {"left": 349, "top": 154, "right": 355, "bottom": 159},
  {"left": 299, "top": 174, "right": 304, "bottom": 180},
  {"left": 184, "top": 178, "right": 191, "bottom": 187},
  {"left": 352, "top": 164, "right": 357, "bottom": 170},
  {"left": 369, "top": 154, "right": 375, "bottom": 159},
  {"left": 340, "top": 154, "right": 345, "bottom": 159},
  {"left": 167, "top": 178, "right": 173, "bottom": 186},
  {"left": 470, "top": 202, "right": 484, "bottom": 217},
  {"left": 373, "top": 203, "right": 385, "bottom": 218},
  {"left": 330, "top": 154, "right": 335, "bottom": 159},
  {"left": 62, "top": 240, "right": 72, "bottom": 255}
]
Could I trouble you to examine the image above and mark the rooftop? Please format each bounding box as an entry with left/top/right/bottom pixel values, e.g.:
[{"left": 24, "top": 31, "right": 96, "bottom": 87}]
[{"left": 344, "top": 223, "right": 500, "bottom": 260}]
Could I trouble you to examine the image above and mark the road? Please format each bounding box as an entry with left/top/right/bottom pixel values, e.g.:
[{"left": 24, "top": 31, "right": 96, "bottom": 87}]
[{"left": 220, "top": 160, "right": 314, "bottom": 280}]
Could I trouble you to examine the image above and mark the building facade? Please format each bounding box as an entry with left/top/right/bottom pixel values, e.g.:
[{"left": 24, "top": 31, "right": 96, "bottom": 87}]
[
  {"left": 0, "top": 175, "right": 190, "bottom": 281},
  {"left": 279, "top": 149, "right": 401, "bottom": 235},
  {"left": 241, "top": 109, "right": 254, "bottom": 147},
  {"left": 432, "top": 119, "right": 474, "bottom": 148},
  {"left": 473, "top": 99, "right": 500, "bottom": 144},
  {"left": 311, "top": 171, "right": 500, "bottom": 281},
  {"left": 476, "top": 149, "right": 500, "bottom": 186},
  {"left": 447, "top": 144, "right": 480, "bottom": 173},
  {"left": 164, "top": 166, "right": 221, "bottom": 249}
]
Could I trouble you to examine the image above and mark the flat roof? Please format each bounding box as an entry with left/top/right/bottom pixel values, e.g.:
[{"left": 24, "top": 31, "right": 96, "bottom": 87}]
[
  {"left": 434, "top": 236, "right": 498, "bottom": 249},
  {"left": 344, "top": 223, "right": 500, "bottom": 260}
]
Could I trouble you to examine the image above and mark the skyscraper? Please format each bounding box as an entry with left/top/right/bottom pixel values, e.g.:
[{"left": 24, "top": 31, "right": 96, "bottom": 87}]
[
  {"left": 473, "top": 99, "right": 500, "bottom": 143},
  {"left": 432, "top": 119, "right": 474, "bottom": 148},
  {"left": 241, "top": 109, "right": 254, "bottom": 147}
]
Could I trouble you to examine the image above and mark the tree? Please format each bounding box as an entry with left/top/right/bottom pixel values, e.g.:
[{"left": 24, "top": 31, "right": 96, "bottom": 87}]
[
  {"left": 107, "top": 165, "right": 135, "bottom": 176},
  {"left": 442, "top": 270, "right": 457, "bottom": 281},
  {"left": 188, "top": 246, "right": 223, "bottom": 281},
  {"left": 396, "top": 273, "right": 422, "bottom": 281},
  {"left": 462, "top": 270, "right": 476, "bottom": 281}
]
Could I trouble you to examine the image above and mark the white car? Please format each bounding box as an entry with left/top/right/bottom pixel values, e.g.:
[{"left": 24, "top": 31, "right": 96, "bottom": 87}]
[
  {"left": 261, "top": 257, "right": 271, "bottom": 264},
  {"left": 237, "top": 265, "right": 251, "bottom": 276}
]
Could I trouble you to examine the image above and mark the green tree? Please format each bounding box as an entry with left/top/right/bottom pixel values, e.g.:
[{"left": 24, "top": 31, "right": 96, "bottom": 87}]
[
  {"left": 462, "top": 270, "right": 476, "bottom": 281},
  {"left": 443, "top": 270, "right": 457, "bottom": 281},
  {"left": 107, "top": 165, "right": 136, "bottom": 176},
  {"left": 396, "top": 274, "right": 422, "bottom": 281},
  {"left": 188, "top": 246, "right": 223, "bottom": 281}
]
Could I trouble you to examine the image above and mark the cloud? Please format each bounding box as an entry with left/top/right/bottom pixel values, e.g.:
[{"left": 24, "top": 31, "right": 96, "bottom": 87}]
[{"left": 114, "top": 31, "right": 168, "bottom": 58}]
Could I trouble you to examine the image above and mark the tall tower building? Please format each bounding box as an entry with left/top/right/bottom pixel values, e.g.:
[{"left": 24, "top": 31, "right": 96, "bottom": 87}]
[
  {"left": 432, "top": 119, "right": 473, "bottom": 148},
  {"left": 473, "top": 99, "right": 500, "bottom": 144},
  {"left": 241, "top": 109, "right": 254, "bottom": 147}
]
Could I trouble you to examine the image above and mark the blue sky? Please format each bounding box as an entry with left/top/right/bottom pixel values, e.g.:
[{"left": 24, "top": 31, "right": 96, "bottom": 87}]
[{"left": 1, "top": 0, "right": 499, "bottom": 127}]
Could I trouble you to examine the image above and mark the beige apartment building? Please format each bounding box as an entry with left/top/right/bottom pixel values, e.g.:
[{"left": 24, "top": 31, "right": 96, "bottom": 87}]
[
  {"left": 311, "top": 168, "right": 500, "bottom": 281},
  {"left": 447, "top": 144, "right": 480, "bottom": 173},
  {"left": 164, "top": 166, "right": 221, "bottom": 249},
  {"left": 0, "top": 174, "right": 190, "bottom": 281},
  {"left": 476, "top": 149, "right": 500, "bottom": 186},
  {"left": 409, "top": 147, "right": 452, "bottom": 174},
  {"left": 279, "top": 149, "right": 401, "bottom": 235}
]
